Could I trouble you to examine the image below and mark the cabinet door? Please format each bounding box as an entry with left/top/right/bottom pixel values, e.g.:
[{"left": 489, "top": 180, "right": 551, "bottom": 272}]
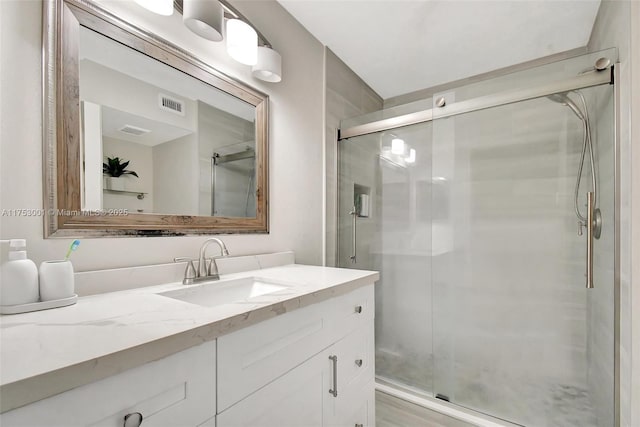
[
  {"left": 1, "top": 341, "right": 216, "bottom": 427},
  {"left": 217, "top": 351, "right": 327, "bottom": 427},
  {"left": 324, "top": 324, "right": 375, "bottom": 427},
  {"left": 325, "top": 382, "right": 375, "bottom": 427},
  {"left": 217, "top": 284, "right": 374, "bottom": 413}
]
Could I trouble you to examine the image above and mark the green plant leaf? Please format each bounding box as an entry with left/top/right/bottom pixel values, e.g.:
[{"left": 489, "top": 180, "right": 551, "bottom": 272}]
[{"left": 103, "top": 156, "right": 138, "bottom": 178}]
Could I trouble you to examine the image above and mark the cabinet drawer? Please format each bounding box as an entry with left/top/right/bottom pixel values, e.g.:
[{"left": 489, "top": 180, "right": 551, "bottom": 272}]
[
  {"left": 217, "top": 284, "right": 373, "bottom": 412},
  {"left": 1, "top": 341, "right": 216, "bottom": 427},
  {"left": 325, "top": 284, "right": 374, "bottom": 339},
  {"left": 333, "top": 322, "right": 374, "bottom": 391}
]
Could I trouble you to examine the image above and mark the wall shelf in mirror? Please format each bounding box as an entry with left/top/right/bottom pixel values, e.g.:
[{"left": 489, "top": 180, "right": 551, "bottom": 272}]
[
  {"left": 43, "top": 0, "right": 269, "bottom": 237},
  {"left": 103, "top": 190, "right": 148, "bottom": 200}
]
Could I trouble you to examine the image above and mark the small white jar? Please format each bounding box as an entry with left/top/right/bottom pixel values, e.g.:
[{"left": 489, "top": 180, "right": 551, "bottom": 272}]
[{"left": 39, "top": 260, "right": 75, "bottom": 301}]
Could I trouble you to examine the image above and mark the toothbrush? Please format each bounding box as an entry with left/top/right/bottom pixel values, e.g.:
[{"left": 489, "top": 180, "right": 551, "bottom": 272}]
[{"left": 65, "top": 239, "right": 80, "bottom": 260}]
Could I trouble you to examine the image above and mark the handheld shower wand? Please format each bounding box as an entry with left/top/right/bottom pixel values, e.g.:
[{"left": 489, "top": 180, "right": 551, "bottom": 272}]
[{"left": 548, "top": 90, "right": 602, "bottom": 289}]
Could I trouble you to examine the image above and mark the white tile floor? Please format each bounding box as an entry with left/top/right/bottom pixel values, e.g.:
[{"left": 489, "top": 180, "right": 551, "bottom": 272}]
[{"left": 376, "top": 352, "right": 600, "bottom": 427}]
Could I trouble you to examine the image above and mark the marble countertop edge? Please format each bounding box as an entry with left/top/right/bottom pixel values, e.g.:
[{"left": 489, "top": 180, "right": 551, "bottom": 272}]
[{"left": 0, "top": 264, "right": 378, "bottom": 413}]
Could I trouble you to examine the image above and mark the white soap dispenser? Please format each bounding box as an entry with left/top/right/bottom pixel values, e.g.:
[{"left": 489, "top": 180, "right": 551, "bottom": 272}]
[{"left": 0, "top": 239, "right": 40, "bottom": 306}]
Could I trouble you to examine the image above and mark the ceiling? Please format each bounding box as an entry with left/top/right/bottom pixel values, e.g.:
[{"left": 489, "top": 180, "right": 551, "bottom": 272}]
[
  {"left": 79, "top": 27, "right": 255, "bottom": 121},
  {"left": 278, "top": 0, "right": 601, "bottom": 99},
  {"left": 101, "top": 105, "right": 193, "bottom": 147}
]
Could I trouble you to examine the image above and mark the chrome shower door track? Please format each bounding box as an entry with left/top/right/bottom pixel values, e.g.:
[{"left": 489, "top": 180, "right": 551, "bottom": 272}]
[{"left": 338, "top": 67, "right": 613, "bottom": 140}]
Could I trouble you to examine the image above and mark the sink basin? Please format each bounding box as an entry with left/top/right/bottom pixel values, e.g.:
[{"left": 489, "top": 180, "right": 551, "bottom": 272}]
[{"left": 158, "top": 276, "right": 288, "bottom": 308}]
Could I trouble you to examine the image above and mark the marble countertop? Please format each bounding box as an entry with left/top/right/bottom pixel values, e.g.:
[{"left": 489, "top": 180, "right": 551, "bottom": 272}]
[{"left": 0, "top": 263, "right": 378, "bottom": 413}]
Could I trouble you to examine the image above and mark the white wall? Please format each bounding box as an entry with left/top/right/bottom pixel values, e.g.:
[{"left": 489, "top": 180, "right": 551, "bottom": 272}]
[
  {"left": 80, "top": 60, "right": 197, "bottom": 132},
  {"left": 153, "top": 134, "right": 199, "bottom": 215},
  {"left": 0, "top": 0, "right": 325, "bottom": 270},
  {"left": 325, "top": 48, "right": 383, "bottom": 267},
  {"left": 102, "top": 136, "right": 154, "bottom": 213}
]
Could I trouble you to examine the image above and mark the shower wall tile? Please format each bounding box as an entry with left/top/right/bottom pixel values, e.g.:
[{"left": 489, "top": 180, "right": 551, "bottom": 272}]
[{"left": 325, "top": 47, "right": 383, "bottom": 267}]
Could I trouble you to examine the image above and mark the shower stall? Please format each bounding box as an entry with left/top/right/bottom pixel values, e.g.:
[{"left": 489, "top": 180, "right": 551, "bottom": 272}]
[
  {"left": 209, "top": 143, "right": 256, "bottom": 218},
  {"left": 336, "top": 49, "right": 618, "bottom": 426}
]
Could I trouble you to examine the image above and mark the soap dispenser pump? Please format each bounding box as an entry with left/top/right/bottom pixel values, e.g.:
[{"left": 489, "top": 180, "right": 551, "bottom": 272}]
[{"left": 0, "top": 239, "right": 39, "bottom": 306}]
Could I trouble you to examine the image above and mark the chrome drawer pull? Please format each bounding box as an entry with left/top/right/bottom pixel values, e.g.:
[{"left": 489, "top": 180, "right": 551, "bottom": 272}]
[
  {"left": 123, "top": 412, "right": 143, "bottom": 427},
  {"left": 355, "top": 424, "right": 364, "bottom": 427},
  {"left": 355, "top": 305, "right": 363, "bottom": 314},
  {"left": 355, "top": 359, "right": 363, "bottom": 367},
  {"left": 329, "top": 355, "right": 338, "bottom": 397}
]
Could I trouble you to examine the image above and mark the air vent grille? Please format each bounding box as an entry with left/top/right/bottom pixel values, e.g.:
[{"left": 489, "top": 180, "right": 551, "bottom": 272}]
[
  {"left": 119, "top": 125, "right": 151, "bottom": 136},
  {"left": 159, "top": 94, "right": 185, "bottom": 116}
]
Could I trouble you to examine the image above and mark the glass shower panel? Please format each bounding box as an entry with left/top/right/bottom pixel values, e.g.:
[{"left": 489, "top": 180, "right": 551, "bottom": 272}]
[
  {"left": 337, "top": 122, "right": 433, "bottom": 394},
  {"left": 431, "top": 84, "right": 614, "bottom": 427},
  {"left": 211, "top": 155, "right": 256, "bottom": 217}
]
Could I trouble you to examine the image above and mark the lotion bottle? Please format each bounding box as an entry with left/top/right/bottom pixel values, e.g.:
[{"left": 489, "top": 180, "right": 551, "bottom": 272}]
[{"left": 0, "top": 239, "right": 39, "bottom": 306}]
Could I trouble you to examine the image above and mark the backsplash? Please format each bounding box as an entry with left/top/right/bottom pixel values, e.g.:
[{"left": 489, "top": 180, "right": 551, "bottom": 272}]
[{"left": 75, "top": 251, "right": 295, "bottom": 296}]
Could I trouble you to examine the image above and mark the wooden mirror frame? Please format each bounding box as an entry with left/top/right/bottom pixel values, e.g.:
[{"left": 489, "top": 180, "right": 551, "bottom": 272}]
[{"left": 43, "top": 0, "right": 269, "bottom": 237}]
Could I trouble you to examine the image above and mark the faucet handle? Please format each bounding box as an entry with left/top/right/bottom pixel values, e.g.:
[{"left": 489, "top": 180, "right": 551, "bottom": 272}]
[
  {"left": 206, "top": 257, "right": 221, "bottom": 279},
  {"left": 173, "top": 257, "right": 197, "bottom": 285}
]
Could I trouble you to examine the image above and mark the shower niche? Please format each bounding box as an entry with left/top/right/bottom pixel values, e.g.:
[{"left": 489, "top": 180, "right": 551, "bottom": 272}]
[{"left": 353, "top": 184, "right": 371, "bottom": 218}]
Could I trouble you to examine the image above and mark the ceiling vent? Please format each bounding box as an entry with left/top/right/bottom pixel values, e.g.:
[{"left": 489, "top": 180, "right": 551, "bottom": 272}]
[
  {"left": 159, "top": 94, "right": 185, "bottom": 116},
  {"left": 118, "top": 125, "right": 151, "bottom": 136}
]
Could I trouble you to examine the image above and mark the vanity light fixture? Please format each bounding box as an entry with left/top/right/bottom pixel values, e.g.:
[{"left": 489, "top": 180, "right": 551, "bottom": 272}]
[
  {"left": 156, "top": 0, "right": 283, "bottom": 82},
  {"left": 133, "top": 0, "right": 174, "bottom": 16},
  {"left": 183, "top": 0, "right": 224, "bottom": 42},
  {"left": 252, "top": 46, "right": 282, "bottom": 83},
  {"left": 226, "top": 18, "right": 258, "bottom": 65}
]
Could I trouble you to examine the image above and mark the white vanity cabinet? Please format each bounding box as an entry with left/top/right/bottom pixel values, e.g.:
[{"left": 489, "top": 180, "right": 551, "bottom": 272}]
[
  {"left": 0, "top": 341, "right": 216, "bottom": 427},
  {"left": 1, "top": 282, "right": 375, "bottom": 427},
  {"left": 217, "top": 284, "right": 375, "bottom": 427}
]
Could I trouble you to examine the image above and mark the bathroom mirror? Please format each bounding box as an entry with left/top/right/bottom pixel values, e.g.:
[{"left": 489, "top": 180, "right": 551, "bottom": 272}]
[{"left": 43, "top": 0, "right": 269, "bottom": 237}]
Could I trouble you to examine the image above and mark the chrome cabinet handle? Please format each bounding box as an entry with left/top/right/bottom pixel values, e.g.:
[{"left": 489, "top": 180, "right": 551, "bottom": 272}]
[
  {"left": 355, "top": 359, "right": 363, "bottom": 367},
  {"left": 355, "top": 305, "right": 363, "bottom": 314},
  {"left": 355, "top": 424, "right": 364, "bottom": 427},
  {"left": 329, "top": 355, "right": 338, "bottom": 397},
  {"left": 586, "top": 191, "right": 594, "bottom": 289},
  {"left": 349, "top": 206, "right": 357, "bottom": 263},
  {"left": 123, "top": 412, "right": 143, "bottom": 427}
]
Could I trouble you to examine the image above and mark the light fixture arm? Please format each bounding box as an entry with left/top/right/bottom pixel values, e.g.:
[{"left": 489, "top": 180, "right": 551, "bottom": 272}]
[{"left": 174, "top": 0, "right": 273, "bottom": 48}]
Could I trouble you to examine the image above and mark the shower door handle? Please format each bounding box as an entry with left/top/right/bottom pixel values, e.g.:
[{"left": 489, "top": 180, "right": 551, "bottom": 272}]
[
  {"left": 349, "top": 206, "right": 357, "bottom": 263},
  {"left": 586, "top": 192, "right": 594, "bottom": 289}
]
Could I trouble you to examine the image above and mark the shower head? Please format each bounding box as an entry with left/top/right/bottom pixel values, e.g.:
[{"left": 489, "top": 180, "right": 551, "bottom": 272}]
[{"left": 547, "top": 92, "right": 585, "bottom": 121}]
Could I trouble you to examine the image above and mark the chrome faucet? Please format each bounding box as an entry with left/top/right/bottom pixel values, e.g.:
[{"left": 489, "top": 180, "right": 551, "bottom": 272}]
[
  {"left": 174, "top": 238, "right": 229, "bottom": 285},
  {"left": 197, "top": 237, "right": 230, "bottom": 280}
]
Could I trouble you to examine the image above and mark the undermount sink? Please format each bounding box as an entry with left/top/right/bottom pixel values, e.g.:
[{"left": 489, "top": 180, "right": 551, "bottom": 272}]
[{"left": 158, "top": 276, "right": 289, "bottom": 308}]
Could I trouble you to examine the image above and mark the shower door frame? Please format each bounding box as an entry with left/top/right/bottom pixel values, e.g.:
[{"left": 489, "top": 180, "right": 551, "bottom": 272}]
[
  {"left": 336, "top": 64, "right": 621, "bottom": 427},
  {"left": 211, "top": 150, "right": 256, "bottom": 217}
]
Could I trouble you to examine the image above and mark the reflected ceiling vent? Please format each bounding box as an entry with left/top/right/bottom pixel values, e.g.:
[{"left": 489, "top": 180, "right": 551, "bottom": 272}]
[
  {"left": 118, "top": 124, "right": 151, "bottom": 136},
  {"left": 159, "top": 94, "right": 185, "bottom": 116}
]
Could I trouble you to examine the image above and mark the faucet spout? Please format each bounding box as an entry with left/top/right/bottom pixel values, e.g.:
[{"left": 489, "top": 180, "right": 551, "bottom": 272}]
[{"left": 197, "top": 238, "right": 230, "bottom": 278}]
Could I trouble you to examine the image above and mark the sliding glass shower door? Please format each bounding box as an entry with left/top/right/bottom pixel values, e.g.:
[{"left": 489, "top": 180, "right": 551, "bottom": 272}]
[
  {"left": 430, "top": 83, "right": 614, "bottom": 426},
  {"left": 336, "top": 54, "right": 615, "bottom": 426},
  {"left": 337, "top": 122, "right": 433, "bottom": 394}
]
